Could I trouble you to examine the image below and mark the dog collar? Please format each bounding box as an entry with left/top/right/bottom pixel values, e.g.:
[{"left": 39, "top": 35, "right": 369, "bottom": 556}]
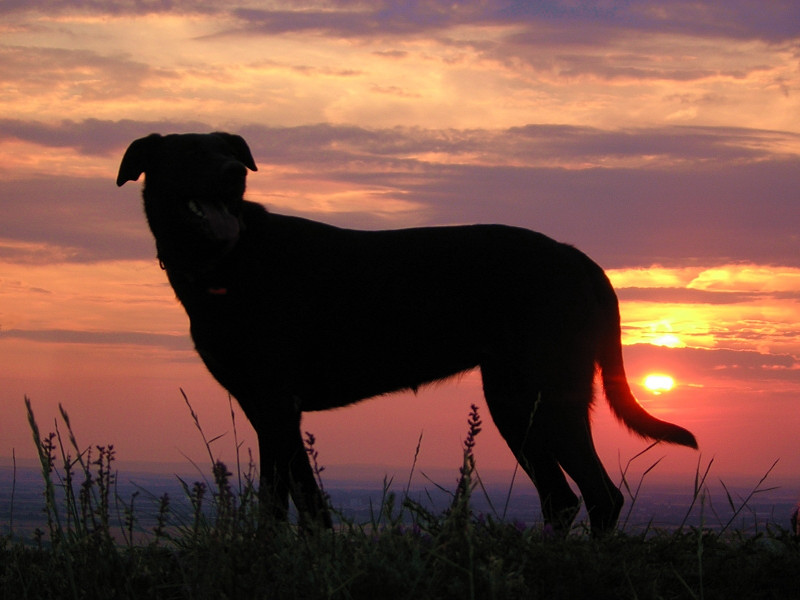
[{"left": 207, "top": 287, "right": 228, "bottom": 295}]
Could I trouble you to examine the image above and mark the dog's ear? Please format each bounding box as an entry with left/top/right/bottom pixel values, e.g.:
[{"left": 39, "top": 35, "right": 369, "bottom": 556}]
[
  {"left": 116, "top": 133, "right": 162, "bottom": 187},
  {"left": 214, "top": 132, "right": 258, "bottom": 172}
]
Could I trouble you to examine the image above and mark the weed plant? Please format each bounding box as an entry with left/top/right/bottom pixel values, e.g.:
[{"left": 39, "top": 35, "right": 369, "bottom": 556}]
[{"left": 1, "top": 396, "right": 799, "bottom": 600}]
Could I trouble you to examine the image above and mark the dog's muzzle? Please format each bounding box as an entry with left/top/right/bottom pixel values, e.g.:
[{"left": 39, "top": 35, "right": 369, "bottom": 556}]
[{"left": 187, "top": 198, "right": 241, "bottom": 245}]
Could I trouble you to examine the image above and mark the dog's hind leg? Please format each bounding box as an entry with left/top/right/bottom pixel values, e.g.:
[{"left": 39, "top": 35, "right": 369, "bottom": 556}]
[
  {"left": 548, "top": 405, "right": 623, "bottom": 535},
  {"left": 481, "top": 362, "right": 581, "bottom": 532},
  {"left": 541, "top": 344, "right": 624, "bottom": 535}
]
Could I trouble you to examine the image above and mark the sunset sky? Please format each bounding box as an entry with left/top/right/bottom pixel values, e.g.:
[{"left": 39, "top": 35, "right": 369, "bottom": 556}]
[{"left": 1, "top": 1, "right": 799, "bottom": 495}]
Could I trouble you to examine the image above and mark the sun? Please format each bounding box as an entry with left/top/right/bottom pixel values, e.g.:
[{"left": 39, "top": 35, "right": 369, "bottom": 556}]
[{"left": 643, "top": 374, "right": 675, "bottom": 395}]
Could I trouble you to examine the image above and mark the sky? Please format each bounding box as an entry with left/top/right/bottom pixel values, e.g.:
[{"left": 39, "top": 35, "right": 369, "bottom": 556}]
[{"left": 1, "top": 1, "right": 799, "bottom": 497}]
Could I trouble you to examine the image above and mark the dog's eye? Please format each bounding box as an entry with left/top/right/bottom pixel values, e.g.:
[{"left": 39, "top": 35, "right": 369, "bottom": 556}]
[{"left": 187, "top": 201, "right": 205, "bottom": 218}]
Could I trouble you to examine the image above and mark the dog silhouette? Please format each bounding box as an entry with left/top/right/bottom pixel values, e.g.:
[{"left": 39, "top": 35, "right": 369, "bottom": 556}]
[{"left": 118, "top": 132, "right": 696, "bottom": 534}]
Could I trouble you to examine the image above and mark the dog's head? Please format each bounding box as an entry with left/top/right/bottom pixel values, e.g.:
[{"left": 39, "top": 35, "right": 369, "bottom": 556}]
[{"left": 117, "top": 132, "right": 257, "bottom": 272}]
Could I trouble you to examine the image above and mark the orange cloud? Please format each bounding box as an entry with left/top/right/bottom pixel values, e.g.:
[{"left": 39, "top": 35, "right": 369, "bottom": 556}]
[
  {"left": 688, "top": 265, "right": 800, "bottom": 293},
  {"left": 610, "top": 264, "right": 800, "bottom": 355}
]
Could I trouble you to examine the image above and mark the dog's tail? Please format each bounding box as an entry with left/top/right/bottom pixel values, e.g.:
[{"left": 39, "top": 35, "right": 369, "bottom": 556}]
[{"left": 591, "top": 262, "right": 698, "bottom": 449}]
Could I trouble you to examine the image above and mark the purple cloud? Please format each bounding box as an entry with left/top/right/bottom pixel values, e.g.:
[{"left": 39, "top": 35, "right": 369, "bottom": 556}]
[
  {"left": 0, "top": 118, "right": 209, "bottom": 155},
  {"left": 0, "top": 176, "right": 152, "bottom": 263},
  {"left": 5, "top": 1, "right": 798, "bottom": 45},
  {"left": 2, "top": 119, "right": 798, "bottom": 269}
]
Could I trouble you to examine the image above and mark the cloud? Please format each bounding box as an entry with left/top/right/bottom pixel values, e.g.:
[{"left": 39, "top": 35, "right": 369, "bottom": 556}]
[
  {"left": 231, "top": 124, "right": 800, "bottom": 270},
  {"left": 241, "top": 122, "right": 799, "bottom": 170},
  {"left": 5, "top": 1, "right": 798, "bottom": 47},
  {"left": 5, "top": 118, "right": 795, "bottom": 166},
  {"left": 0, "top": 120, "right": 800, "bottom": 268},
  {"left": 228, "top": 3, "right": 487, "bottom": 38},
  {"left": 252, "top": 59, "right": 363, "bottom": 79},
  {"left": 0, "top": 118, "right": 209, "bottom": 156},
  {"left": 1, "top": 119, "right": 798, "bottom": 268},
  {"left": 0, "top": 327, "right": 192, "bottom": 351},
  {"left": 624, "top": 344, "right": 800, "bottom": 384},
  {"left": 617, "top": 288, "right": 762, "bottom": 306},
  {"left": 0, "top": 45, "right": 170, "bottom": 102},
  {"left": 327, "top": 158, "right": 800, "bottom": 268},
  {"left": 499, "top": 0, "right": 800, "bottom": 44},
  {"left": 0, "top": 0, "right": 221, "bottom": 18},
  {"left": 3, "top": 3, "right": 796, "bottom": 135},
  {"left": 216, "top": 1, "right": 800, "bottom": 45},
  {"left": 611, "top": 265, "right": 800, "bottom": 305},
  {"left": 185, "top": 0, "right": 800, "bottom": 99},
  {"left": 0, "top": 176, "right": 153, "bottom": 263},
  {"left": 688, "top": 266, "right": 800, "bottom": 293}
]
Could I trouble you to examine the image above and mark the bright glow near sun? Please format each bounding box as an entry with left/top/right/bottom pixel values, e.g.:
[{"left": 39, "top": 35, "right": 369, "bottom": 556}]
[
  {"left": 644, "top": 374, "right": 675, "bottom": 395},
  {"left": 651, "top": 333, "right": 683, "bottom": 348}
]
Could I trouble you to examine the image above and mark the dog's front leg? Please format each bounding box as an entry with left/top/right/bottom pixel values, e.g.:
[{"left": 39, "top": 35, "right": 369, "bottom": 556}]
[{"left": 253, "top": 402, "right": 332, "bottom": 529}]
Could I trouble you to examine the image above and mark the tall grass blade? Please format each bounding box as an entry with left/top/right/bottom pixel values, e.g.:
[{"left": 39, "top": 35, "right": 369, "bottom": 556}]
[
  {"left": 679, "top": 455, "right": 714, "bottom": 531},
  {"left": 24, "top": 396, "right": 62, "bottom": 544},
  {"left": 404, "top": 431, "right": 424, "bottom": 499},
  {"left": 9, "top": 448, "right": 16, "bottom": 538},
  {"left": 718, "top": 459, "right": 780, "bottom": 535}
]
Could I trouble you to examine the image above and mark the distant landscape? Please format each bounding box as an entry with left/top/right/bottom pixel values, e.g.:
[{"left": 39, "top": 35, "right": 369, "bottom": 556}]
[{"left": 3, "top": 463, "right": 797, "bottom": 542}]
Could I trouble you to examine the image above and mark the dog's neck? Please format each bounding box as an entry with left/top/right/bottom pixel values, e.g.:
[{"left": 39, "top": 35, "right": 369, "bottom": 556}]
[{"left": 158, "top": 248, "right": 234, "bottom": 297}]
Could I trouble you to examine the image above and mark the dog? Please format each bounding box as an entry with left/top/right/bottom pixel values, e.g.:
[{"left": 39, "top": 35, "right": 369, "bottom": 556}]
[{"left": 117, "top": 132, "right": 697, "bottom": 534}]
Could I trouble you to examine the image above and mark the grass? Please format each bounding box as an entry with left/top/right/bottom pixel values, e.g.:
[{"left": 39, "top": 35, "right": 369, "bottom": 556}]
[{"left": 1, "top": 396, "right": 799, "bottom": 600}]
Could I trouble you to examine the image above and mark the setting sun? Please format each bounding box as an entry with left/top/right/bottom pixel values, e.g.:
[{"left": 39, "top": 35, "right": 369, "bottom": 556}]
[{"left": 644, "top": 374, "right": 675, "bottom": 395}]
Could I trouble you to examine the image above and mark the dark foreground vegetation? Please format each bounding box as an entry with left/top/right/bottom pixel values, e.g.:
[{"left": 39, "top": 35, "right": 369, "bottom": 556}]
[{"left": 2, "top": 398, "right": 799, "bottom": 600}]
